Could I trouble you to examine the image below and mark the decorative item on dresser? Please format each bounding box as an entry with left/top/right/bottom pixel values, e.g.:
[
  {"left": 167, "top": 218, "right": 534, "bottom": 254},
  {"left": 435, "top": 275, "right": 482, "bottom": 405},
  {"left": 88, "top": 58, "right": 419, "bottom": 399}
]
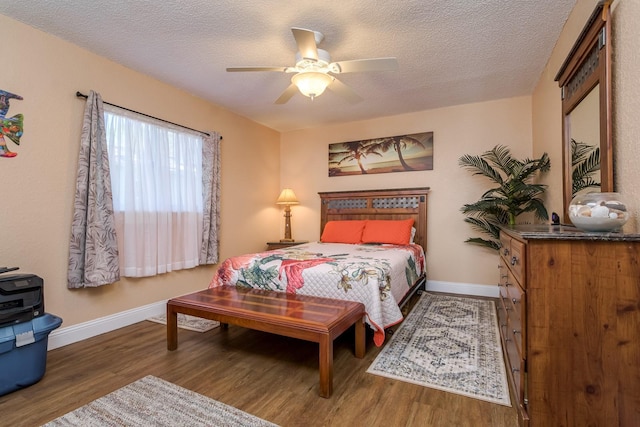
[
  {"left": 568, "top": 191, "right": 629, "bottom": 232},
  {"left": 266, "top": 241, "right": 308, "bottom": 250},
  {"left": 497, "top": 224, "right": 640, "bottom": 427}
]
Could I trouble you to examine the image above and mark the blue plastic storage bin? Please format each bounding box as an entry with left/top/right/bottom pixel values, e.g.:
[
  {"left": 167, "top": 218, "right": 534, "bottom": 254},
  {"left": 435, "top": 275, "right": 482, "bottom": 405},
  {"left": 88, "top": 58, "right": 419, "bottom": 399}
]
[{"left": 0, "top": 313, "right": 62, "bottom": 396}]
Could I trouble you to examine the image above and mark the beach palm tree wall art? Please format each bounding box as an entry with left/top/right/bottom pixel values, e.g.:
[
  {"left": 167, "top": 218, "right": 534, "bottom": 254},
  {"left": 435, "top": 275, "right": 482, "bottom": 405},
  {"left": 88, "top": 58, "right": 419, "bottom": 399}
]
[{"left": 328, "top": 132, "right": 433, "bottom": 176}]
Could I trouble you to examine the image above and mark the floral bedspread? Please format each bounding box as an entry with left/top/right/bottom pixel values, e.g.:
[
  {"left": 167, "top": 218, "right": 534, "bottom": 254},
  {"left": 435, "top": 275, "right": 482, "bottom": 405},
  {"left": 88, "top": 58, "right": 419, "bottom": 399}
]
[{"left": 210, "top": 242, "right": 425, "bottom": 346}]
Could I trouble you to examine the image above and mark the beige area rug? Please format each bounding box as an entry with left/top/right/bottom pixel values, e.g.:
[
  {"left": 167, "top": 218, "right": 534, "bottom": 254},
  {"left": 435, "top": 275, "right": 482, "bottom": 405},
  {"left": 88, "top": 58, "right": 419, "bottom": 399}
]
[
  {"left": 42, "top": 375, "right": 279, "bottom": 426},
  {"left": 367, "top": 292, "right": 511, "bottom": 406},
  {"left": 147, "top": 313, "right": 220, "bottom": 332}
]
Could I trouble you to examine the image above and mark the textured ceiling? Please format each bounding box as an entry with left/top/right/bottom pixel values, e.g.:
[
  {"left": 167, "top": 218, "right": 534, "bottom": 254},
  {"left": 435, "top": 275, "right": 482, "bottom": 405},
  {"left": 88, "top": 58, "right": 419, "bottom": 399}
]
[{"left": 0, "top": 0, "right": 576, "bottom": 132}]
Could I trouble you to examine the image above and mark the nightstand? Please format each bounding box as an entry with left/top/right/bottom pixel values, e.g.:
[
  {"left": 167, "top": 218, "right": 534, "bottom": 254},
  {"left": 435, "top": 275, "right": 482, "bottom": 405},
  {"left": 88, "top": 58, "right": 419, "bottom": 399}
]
[{"left": 266, "top": 241, "right": 308, "bottom": 250}]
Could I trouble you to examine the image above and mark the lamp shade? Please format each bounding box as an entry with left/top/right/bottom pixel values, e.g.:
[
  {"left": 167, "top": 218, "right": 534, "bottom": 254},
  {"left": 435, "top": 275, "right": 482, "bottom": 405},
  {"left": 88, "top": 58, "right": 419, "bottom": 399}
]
[
  {"left": 291, "top": 72, "right": 333, "bottom": 99},
  {"left": 276, "top": 188, "right": 299, "bottom": 205}
]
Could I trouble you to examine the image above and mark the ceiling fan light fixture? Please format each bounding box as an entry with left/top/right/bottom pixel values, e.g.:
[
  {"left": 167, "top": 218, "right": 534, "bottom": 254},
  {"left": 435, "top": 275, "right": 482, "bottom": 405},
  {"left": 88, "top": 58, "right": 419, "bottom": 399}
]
[
  {"left": 228, "top": 28, "right": 396, "bottom": 104},
  {"left": 291, "top": 72, "right": 333, "bottom": 100}
]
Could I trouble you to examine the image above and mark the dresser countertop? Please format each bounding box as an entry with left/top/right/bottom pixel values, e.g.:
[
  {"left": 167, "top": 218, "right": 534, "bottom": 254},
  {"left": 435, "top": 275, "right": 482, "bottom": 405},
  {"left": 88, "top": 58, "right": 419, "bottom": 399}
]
[{"left": 501, "top": 224, "right": 640, "bottom": 242}]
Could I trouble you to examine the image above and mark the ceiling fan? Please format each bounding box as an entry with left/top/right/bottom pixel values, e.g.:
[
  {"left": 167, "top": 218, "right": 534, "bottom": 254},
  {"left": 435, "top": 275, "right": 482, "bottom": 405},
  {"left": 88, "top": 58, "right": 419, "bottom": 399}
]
[{"left": 226, "top": 27, "right": 398, "bottom": 104}]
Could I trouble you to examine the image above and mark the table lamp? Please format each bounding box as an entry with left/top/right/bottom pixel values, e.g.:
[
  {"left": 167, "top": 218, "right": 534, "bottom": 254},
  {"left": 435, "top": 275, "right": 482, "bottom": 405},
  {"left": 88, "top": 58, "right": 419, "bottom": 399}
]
[{"left": 276, "top": 188, "right": 299, "bottom": 242}]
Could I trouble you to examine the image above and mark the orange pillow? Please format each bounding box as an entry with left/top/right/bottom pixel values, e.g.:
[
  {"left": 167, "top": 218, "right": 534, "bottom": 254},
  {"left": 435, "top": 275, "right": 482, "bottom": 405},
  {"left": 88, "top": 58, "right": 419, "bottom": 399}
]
[
  {"left": 361, "top": 219, "right": 415, "bottom": 245},
  {"left": 320, "top": 220, "right": 367, "bottom": 244}
]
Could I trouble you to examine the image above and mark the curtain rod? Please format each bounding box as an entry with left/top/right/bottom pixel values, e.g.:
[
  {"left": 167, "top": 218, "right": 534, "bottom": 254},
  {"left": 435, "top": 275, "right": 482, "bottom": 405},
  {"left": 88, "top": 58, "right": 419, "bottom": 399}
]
[{"left": 76, "top": 91, "right": 220, "bottom": 139}]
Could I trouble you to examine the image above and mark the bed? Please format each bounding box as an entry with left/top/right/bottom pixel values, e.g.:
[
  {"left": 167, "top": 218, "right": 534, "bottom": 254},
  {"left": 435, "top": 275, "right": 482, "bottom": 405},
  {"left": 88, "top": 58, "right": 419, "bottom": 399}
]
[{"left": 210, "top": 187, "right": 430, "bottom": 346}]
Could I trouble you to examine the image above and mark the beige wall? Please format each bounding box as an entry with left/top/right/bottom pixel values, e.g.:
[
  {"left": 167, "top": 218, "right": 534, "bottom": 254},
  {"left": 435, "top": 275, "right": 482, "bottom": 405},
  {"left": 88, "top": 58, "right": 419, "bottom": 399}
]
[
  {"left": 281, "top": 96, "right": 533, "bottom": 286},
  {"left": 0, "top": 15, "right": 281, "bottom": 327},
  {"left": 533, "top": 0, "right": 639, "bottom": 232},
  {"left": 611, "top": 0, "right": 640, "bottom": 232},
  {"left": 5, "top": 0, "right": 636, "bottom": 330}
]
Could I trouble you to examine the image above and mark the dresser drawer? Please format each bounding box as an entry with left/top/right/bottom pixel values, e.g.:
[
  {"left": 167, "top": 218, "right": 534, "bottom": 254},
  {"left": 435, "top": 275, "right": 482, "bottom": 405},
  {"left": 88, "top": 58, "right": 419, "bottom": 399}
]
[
  {"left": 500, "top": 232, "right": 526, "bottom": 285},
  {"left": 498, "top": 255, "right": 509, "bottom": 283},
  {"left": 509, "top": 238, "right": 525, "bottom": 285},
  {"left": 505, "top": 327, "right": 526, "bottom": 405},
  {"left": 498, "top": 261, "right": 510, "bottom": 338},
  {"left": 497, "top": 297, "right": 508, "bottom": 341},
  {"left": 499, "top": 233, "right": 512, "bottom": 265},
  {"left": 506, "top": 277, "right": 525, "bottom": 328},
  {"left": 507, "top": 300, "right": 525, "bottom": 359}
]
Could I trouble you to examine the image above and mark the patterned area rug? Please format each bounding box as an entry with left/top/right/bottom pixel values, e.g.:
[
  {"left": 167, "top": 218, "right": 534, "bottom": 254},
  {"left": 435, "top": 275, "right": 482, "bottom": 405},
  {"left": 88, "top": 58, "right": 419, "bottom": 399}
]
[
  {"left": 42, "top": 375, "right": 279, "bottom": 426},
  {"left": 147, "top": 313, "right": 220, "bottom": 332},
  {"left": 367, "top": 292, "right": 511, "bottom": 406}
]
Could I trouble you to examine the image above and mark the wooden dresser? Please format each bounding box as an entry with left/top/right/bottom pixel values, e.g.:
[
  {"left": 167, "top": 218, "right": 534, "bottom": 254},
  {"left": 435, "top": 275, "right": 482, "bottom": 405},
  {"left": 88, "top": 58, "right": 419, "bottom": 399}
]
[{"left": 497, "top": 225, "right": 640, "bottom": 427}]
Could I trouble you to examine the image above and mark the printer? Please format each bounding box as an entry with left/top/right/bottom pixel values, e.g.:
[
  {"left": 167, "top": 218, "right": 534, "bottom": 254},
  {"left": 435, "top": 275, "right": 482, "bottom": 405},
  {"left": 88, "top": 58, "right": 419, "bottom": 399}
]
[{"left": 0, "top": 273, "right": 44, "bottom": 327}]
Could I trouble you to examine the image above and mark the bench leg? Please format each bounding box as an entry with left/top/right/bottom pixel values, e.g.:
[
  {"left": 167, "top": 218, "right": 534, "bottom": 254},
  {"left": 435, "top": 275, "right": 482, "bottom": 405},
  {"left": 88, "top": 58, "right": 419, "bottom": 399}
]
[
  {"left": 318, "top": 334, "right": 333, "bottom": 398},
  {"left": 355, "top": 317, "right": 365, "bottom": 358},
  {"left": 167, "top": 305, "right": 178, "bottom": 351}
]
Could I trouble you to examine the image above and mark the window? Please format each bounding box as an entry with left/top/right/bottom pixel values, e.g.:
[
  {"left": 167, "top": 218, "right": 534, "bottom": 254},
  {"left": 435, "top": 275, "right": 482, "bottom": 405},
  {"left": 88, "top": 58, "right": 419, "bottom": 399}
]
[{"left": 104, "top": 106, "right": 204, "bottom": 277}]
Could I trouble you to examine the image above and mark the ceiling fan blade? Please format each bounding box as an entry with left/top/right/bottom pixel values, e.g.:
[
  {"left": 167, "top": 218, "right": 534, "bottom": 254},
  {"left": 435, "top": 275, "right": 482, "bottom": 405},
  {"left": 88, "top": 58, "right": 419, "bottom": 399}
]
[
  {"left": 275, "top": 84, "right": 299, "bottom": 104},
  {"left": 327, "top": 78, "right": 362, "bottom": 104},
  {"left": 291, "top": 27, "right": 319, "bottom": 61},
  {"left": 226, "top": 66, "right": 287, "bottom": 72},
  {"left": 331, "top": 57, "right": 398, "bottom": 73}
]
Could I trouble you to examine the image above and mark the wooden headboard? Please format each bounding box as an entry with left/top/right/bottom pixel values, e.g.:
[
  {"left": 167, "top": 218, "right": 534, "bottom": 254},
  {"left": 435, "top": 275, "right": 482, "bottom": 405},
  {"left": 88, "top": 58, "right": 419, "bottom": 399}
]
[{"left": 318, "top": 187, "right": 430, "bottom": 252}]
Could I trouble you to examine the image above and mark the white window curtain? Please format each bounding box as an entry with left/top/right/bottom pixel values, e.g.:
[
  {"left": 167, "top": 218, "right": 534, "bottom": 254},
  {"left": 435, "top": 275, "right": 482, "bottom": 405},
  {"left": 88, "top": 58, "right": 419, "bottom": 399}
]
[{"left": 104, "top": 105, "right": 206, "bottom": 277}]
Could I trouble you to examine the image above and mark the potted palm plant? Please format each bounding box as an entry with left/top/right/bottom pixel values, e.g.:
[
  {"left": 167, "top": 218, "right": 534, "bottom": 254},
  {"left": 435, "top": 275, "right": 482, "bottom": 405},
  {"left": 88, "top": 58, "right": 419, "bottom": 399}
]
[{"left": 459, "top": 145, "right": 551, "bottom": 250}]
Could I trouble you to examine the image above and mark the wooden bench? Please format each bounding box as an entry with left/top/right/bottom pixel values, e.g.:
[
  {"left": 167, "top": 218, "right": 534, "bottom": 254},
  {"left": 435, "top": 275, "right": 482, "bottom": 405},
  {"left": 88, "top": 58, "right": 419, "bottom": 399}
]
[{"left": 167, "top": 285, "right": 366, "bottom": 398}]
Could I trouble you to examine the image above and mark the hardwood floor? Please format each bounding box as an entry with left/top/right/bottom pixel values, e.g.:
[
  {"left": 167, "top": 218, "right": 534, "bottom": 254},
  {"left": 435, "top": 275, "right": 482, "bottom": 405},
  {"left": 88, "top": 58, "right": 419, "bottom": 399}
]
[{"left": 1, "top": 308, "right": 519, "bottom": 426}]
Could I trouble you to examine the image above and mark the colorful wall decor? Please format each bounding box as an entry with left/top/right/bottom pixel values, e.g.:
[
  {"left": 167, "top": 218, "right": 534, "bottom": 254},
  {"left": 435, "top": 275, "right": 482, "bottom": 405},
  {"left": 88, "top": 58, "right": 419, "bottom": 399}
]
[
  {"left": 0, "top": 90, "right": 24, "bottom": 158},
  {"left": 328, "top": 131, "right": 433, "bottom": 176}
]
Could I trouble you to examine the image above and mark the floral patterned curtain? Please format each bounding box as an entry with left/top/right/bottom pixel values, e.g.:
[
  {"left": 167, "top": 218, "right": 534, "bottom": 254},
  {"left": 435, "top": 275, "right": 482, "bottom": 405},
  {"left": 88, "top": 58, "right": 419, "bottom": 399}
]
[
  {"left": 67, "top": 91, "right": 120, "bottom": 288},
  {"left": 200, "top": 131, "right": 221, "bottom": 265}
]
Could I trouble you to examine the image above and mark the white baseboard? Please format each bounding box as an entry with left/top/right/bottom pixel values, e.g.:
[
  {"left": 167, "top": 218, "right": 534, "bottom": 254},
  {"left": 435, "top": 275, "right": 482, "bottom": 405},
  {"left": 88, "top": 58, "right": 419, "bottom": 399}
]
[
  {"left": 426, "top": 280, "right": 499, "bottom": 298},
  {"left": 47, "top": 300, "right": 167, "bottom": 350},
  {"left": 47, "top": 280, "right": 498, "bottom": 351}
]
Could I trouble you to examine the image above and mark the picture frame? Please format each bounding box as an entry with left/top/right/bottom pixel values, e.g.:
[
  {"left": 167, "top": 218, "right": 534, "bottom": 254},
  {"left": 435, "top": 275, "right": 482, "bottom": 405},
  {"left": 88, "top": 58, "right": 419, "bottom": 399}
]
[{"left": 328, "top": 132, "right": 433, "bottom": 176}]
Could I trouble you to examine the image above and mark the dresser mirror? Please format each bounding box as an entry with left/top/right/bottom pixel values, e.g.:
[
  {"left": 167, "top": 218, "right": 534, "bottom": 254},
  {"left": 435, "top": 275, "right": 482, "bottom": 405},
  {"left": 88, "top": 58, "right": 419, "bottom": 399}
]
[{"left": 555, "top": 1, "right": 612, "bottom": 223}]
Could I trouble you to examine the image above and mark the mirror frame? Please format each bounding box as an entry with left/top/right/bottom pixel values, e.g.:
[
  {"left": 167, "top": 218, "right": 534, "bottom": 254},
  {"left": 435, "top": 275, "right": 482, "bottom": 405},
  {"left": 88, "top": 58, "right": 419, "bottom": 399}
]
[{"left": 555, "top": 1, "right": 612, "bottom": 223}]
